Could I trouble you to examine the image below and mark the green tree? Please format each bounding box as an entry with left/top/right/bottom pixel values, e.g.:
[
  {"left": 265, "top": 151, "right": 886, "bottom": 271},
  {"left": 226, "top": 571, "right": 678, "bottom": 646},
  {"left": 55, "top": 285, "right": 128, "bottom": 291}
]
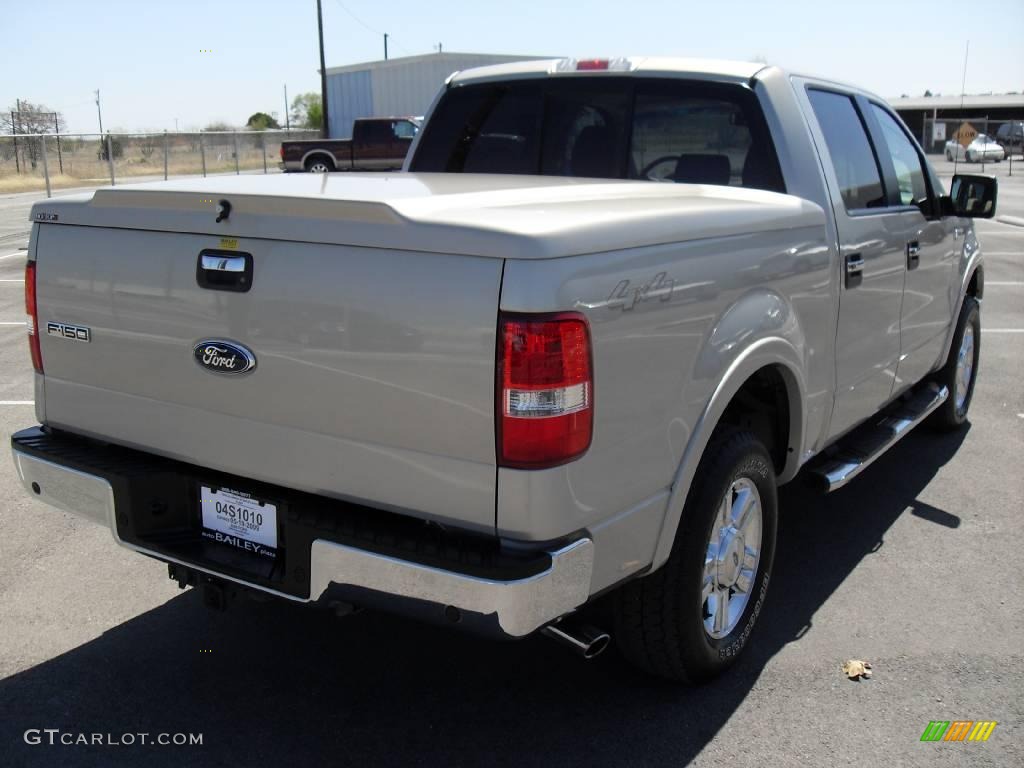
[
  {"left": 203, "top": 121, "right": 233, "bottom": 132},
  {"left": 290, "top": 93, "right": 323, "bottom": 130},
  {"left": 246, "top": 112, "right": 280, "bottom": 131}
]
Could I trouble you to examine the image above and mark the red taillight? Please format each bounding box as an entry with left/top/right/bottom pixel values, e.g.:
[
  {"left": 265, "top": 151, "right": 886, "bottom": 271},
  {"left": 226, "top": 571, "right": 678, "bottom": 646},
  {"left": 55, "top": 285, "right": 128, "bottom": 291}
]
[
  {"left": 280, "top": 145, "right": 285, "bottom": 159},
  {"left": 576, "top": 59, "right": 609, "bottom": 71},
  {"left": 498, "top": 312, "right": 593, "bottom": 469},
  {"left": 25, "top": 261, "right": 43, "bottom": 373}
]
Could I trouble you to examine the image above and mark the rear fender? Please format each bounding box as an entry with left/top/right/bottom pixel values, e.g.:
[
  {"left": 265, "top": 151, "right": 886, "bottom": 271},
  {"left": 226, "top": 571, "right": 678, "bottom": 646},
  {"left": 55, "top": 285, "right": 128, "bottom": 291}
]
[
  {"left": 300, "top": 150, "right": 337, "bottom": 170},
  {"left": 651, "top": 320, "right": 806, "bottom": 572}
]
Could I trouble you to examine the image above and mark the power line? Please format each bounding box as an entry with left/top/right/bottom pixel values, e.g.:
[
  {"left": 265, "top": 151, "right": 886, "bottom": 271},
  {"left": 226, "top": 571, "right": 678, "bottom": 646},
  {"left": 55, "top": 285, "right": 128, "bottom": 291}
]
[{"left": 330, "top": 0, "right": 414, "bottom": 56}]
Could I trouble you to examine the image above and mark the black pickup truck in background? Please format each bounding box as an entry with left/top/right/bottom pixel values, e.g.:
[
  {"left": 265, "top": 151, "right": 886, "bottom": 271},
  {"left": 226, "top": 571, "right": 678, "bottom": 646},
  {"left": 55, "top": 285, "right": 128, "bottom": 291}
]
[
  {"left": 995, "top": 121, "right": 1023, "bottom": 156},
  {"left": 279, "top": 116, "right": 421, "bottom": 172}
]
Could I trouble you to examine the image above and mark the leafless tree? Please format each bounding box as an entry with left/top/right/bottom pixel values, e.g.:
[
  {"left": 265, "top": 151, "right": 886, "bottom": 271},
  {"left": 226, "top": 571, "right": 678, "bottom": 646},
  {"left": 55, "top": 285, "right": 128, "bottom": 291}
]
[{"left": 2, "top": 99, "right": 66, "bottom": 170}]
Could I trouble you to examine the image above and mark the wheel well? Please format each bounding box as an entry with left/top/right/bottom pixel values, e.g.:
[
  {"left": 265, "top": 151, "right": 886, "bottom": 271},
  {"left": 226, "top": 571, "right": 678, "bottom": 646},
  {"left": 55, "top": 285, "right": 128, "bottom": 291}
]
[
  {"left": 718, "top": 365, "right": 791, "bottom": 474},
  {"left": 303, "top": 152, "right": 334, "bottom": 170},
  {"left": 966, "top": 267, "right": 983, "bottom": 300}
]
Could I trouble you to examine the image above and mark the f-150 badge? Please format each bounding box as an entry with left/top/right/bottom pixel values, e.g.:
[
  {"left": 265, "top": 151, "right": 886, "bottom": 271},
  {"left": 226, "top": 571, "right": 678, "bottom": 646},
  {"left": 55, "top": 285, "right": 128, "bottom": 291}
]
[
  {"left": 193, "top": 339, "right": 256, "bottom": 375},
  {"left": 47, "top": 322, "right": 90, "bottom": 342}
]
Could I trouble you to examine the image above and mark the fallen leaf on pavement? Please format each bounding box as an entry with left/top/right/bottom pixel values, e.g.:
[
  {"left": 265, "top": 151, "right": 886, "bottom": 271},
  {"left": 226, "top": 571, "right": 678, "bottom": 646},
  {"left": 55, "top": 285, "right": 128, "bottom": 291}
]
[{"left": 842, "top": 659, "right": 873, "bottom": 680}]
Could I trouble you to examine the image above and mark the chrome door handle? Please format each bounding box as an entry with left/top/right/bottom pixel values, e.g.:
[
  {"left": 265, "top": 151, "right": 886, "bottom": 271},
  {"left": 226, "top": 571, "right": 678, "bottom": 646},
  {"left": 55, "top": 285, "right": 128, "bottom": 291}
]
[
  {"left": 201, "top": 254, "right": 246, "bottom": 272},
  {"left": 845, "top": 253, "right": 864, "bottom": 288},
  {"left": 906, "top": 241, "right": 920, "bottom": 270}
]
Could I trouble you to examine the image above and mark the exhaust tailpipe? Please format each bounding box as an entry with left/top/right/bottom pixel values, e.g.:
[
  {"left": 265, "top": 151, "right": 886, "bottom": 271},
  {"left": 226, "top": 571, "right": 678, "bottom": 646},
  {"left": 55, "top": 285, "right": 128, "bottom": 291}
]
[{"left": 541, "top": 619, "right": 610, "bottom": 660}]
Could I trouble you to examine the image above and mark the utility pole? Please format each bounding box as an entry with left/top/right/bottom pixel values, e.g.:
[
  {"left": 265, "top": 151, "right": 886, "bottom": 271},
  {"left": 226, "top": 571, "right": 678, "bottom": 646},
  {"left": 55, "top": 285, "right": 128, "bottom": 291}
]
[
  {"left": 384, "top": 33, "right": 389, "bottom": 61},
  {"left": 316, "top": 0, "right": 329, "bottom": 138},
  {"left": 53, "top": 113, "right": 63, "bottom": 174},
  {"left": 94, "top": 89, "right": 104, "bottom": 136},
  {"left": 14, "top": 99, "right": 22, "bottom": 173},
  {"left": 284, "top": 84, "right": 290, "bottom": 131},
  {"left": 11, "top": 107, "right": 19, "bottom": 173}
]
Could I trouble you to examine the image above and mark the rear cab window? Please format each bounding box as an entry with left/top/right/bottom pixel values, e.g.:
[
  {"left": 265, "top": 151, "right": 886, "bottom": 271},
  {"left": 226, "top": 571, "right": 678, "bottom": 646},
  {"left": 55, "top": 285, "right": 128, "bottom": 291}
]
[{"left": 411, "top": 77, "right": 785, "bottom": 193}]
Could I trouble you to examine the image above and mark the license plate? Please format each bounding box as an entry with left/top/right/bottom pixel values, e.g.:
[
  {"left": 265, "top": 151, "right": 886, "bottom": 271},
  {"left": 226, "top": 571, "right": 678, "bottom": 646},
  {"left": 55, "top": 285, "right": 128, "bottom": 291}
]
[{"left": 200, "top": 485, "right": 277, "bottom": 558}]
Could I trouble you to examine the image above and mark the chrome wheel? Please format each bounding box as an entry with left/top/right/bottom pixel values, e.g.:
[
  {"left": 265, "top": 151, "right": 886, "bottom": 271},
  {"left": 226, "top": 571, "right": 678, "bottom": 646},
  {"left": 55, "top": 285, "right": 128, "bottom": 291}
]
[
  {"left": 307, "top": 161, "right": 331, "bottom": 173},
  {"left": 955, "top": 323, "right": 975, "bottom": 411},
  {"left": 702, "top": 477, "right": 762, "bottom": 640}
]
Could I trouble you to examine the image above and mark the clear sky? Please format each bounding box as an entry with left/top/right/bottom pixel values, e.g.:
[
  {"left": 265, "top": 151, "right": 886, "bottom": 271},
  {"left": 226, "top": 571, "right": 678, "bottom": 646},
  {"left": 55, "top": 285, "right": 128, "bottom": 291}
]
[{"left": 3, "top": 0, "right": 1022, "bottom": 134}]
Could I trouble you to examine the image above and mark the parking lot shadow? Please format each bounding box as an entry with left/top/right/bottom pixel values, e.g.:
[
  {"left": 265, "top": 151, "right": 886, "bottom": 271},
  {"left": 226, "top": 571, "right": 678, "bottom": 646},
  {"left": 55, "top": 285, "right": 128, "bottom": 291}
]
[{"left": 0, "top": 427, "right": 967, "bottom": 768}]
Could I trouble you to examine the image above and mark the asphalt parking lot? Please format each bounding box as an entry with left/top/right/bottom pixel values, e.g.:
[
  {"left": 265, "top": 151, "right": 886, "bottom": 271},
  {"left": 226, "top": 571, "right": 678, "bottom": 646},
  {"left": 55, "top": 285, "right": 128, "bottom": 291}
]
[{"left": 0, "top": 168, "right": 1021, "bottom": 767}]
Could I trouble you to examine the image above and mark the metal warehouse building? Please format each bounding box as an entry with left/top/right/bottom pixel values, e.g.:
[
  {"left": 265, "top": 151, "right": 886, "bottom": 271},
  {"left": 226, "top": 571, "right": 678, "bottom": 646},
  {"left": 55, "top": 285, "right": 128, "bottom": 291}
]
[{"left": 325, "top": 52, "right": 543, "bottom": 138}]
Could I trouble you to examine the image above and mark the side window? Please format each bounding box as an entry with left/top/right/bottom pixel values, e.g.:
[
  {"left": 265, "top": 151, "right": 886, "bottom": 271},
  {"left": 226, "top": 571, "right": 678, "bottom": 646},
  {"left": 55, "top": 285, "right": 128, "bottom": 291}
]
[
  {"left": 807, "top": 89, "right": 885, "bottom": 211},
  {"left": 359, "top": 121, "right": 392, "bottom": 143},
  {"left": 392, "top": 120, "right": 417, "bottom": 140},
  {"left": 870, "top": 105, "right": 928, "bottom": 206}
]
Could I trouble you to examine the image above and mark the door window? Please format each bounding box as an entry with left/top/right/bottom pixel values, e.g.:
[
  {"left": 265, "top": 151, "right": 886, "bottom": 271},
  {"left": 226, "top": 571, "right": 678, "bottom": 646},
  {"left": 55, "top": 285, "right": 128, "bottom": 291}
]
[
  {"left": 359, "top": 121, "right": 393, "bottom": 144},
  {"left": 392, "top": 120, "right": 418, "bottom": 140},
  {"left": 870, "top": 105, "right": 928, "bottom": 206},
  {"left": 807, "top": 89, "right": 885, "bottom": 211}
]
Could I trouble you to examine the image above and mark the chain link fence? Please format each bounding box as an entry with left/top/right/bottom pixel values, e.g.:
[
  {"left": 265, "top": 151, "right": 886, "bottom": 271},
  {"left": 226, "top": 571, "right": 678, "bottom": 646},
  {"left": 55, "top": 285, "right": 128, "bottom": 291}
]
[
  {"left": 920, "top": 116, "right": 1023, "bottom": 176},
  {"left": 0, "top": 129, "right": 319, "bottom": 195}
]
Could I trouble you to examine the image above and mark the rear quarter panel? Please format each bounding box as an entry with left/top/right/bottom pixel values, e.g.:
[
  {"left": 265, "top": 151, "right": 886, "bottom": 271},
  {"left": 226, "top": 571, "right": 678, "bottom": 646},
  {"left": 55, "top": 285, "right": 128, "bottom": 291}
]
[{"left": 498, "top": 223, "right": 833, "bottom": 592}]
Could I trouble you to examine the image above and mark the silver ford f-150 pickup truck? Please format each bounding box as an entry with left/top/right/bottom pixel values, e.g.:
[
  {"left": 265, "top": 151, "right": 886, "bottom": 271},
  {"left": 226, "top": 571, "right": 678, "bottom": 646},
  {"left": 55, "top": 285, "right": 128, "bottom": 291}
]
[{"left": 12, "top": 57, "right": 996, "bottom": 682}]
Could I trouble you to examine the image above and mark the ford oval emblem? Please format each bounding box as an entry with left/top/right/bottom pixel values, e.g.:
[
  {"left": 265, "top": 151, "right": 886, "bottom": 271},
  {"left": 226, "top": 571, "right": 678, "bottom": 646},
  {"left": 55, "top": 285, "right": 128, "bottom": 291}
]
[{"left": 193, "top": 339, "right": 256, "bottom": 375}]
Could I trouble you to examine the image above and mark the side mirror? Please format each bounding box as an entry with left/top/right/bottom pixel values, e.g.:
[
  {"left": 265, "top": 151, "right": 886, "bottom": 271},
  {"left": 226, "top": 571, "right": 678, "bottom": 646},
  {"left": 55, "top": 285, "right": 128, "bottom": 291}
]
[{"left": 942, "top": 174, "right": 998, "bottom": 218}]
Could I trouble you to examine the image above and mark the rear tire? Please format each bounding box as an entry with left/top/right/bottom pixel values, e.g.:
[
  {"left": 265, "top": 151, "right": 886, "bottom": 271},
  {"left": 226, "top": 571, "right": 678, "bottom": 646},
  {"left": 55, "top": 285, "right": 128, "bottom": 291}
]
[
  {"left": 929, "top": 296, "right": 980, "bottom": 431},
  {"left": 305, "top": 157, "right": 333, "bottom": 173},
  {"left": 613, "top": 428, "right": 777, "bottom": 683}
]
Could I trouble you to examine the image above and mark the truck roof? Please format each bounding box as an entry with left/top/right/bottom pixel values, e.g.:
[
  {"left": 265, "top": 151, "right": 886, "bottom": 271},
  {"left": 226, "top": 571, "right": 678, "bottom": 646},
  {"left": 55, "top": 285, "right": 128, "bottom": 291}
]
[{"left": 449, "top": 57, "right": 767, "bottom": 86}]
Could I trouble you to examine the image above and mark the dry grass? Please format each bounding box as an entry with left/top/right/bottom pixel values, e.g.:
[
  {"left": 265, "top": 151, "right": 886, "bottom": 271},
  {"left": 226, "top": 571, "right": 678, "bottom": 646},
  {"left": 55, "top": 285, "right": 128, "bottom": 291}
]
[
  {"left": 0, "top": 155, "right": 278, "bottom": 195},
  {"left": 0, "top": 174, "right": 113, "bottom": 194}
]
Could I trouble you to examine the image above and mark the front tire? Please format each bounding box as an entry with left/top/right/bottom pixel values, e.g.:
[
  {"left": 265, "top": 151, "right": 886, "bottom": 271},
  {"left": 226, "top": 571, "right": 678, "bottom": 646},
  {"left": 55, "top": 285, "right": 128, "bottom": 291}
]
[
  {"left": 614, "top": 429, "right": 778, "bottom": 683},
  {"left": 929, "top": 296, "right": 981, "bottom": 431}
]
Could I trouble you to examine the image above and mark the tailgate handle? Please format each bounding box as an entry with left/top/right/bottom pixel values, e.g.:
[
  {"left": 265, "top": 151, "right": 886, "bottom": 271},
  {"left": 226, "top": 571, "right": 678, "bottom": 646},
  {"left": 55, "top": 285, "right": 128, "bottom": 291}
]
[
  {"left": 201, "top": 254, "right": 246, "bottom": 273},
  {"left": 196, "top": 249, "right": 253, "bottom": 293}
]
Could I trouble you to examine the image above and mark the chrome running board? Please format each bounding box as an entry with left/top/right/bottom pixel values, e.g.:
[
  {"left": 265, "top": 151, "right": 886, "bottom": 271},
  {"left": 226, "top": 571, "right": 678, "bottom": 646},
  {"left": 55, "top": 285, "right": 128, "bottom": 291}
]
[{"left": 808, "top": 383, "right": 948, "bottom": 492}]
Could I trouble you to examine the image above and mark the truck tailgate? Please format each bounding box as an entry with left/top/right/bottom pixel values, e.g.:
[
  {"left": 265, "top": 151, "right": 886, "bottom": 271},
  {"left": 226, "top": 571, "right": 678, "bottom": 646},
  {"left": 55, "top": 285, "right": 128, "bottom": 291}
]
[{"left": 33, "top": 223, "right": 501, "bottom": 532}]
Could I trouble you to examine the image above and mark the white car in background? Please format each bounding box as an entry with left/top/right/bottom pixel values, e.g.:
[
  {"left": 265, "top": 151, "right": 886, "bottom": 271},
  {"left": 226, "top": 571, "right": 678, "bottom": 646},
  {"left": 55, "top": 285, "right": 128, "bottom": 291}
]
[{"left": 945, "top": 134, "right": 1005, "bottom": 163}]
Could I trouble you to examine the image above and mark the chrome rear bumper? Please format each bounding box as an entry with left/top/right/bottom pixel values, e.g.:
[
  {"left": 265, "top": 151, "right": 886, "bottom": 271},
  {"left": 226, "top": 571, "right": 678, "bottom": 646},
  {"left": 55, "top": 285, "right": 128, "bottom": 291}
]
[{"left": 11, "top": 443, "right": 593, "bottom": 637}]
